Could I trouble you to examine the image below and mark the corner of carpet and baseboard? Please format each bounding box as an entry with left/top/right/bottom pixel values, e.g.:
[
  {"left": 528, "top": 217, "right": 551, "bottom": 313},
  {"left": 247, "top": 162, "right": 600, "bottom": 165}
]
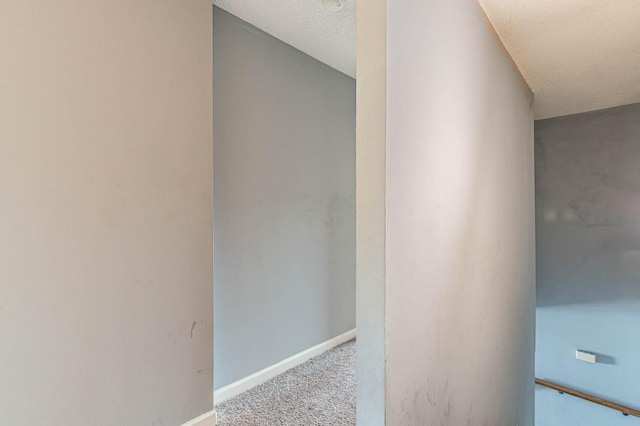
[{"left": 213, "top": 328, "right": 356, "bottom": 405}]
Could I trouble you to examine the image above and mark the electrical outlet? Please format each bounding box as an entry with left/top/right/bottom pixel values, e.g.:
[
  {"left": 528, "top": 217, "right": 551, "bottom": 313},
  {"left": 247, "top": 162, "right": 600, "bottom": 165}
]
[{"left": 576, "top": 350, "right": 597, "bottom": 363}]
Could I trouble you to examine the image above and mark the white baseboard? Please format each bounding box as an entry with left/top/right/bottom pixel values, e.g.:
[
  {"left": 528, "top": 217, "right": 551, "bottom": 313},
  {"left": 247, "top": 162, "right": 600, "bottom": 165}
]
[
  {"left": 214, "top": 328, "right": 356, "bottom": 405},
  {"left": 181, "top": 410, "right": 217, "bottom": 426}
]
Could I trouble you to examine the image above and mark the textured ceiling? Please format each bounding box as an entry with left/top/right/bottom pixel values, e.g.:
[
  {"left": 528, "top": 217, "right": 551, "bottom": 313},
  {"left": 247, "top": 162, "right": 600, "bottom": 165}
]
[
  {"left": 216, "top": 0, "right": 640, "bottom": 119},
  {"left": 479, "top": 0, "right": 640, "bottom": 119},
  {"left": 213, "top": 0, "right": 355, "bottom": 78}
]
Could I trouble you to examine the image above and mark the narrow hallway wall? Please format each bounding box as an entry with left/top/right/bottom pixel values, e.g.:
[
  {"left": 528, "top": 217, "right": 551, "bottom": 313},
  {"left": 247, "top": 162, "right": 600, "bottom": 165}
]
[{"left": 213, "top": 8, "right": 356, "bottom": 390}]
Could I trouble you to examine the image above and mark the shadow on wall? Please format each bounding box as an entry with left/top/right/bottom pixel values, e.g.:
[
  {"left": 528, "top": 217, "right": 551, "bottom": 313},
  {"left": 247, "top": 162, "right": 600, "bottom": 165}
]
[{"left": 536, "top": 103, "right": 640, "bottom": 308}]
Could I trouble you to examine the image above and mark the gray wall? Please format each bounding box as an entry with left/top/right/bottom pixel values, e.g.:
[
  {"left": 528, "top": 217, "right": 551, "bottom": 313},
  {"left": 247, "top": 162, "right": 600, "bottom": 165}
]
[
  {"left": 535, "top": 103, "right": 640, "bottom": 425},
  {"left": 357, "top": 1, "right": 536, "bottom": 425},
  {"left": 0, "top": 1, "right": 213, "bottom": 425},
  {"left": 213, "top": 8, "right": 356, "bottom": 390}
]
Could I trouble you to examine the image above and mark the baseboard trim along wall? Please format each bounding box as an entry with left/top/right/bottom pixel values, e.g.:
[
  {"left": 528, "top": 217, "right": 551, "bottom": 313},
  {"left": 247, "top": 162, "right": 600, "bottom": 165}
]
[
  {"left": 181, "top": 410, "right": 218, "bottom": 426},
  {"left": 214, "top": 328, "right": 356, "bottom": 405}
]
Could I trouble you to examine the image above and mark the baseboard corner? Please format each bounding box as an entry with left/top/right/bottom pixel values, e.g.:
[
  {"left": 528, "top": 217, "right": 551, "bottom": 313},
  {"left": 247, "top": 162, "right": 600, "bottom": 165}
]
[{"left": 181, "top": 409, "right": 218, "bottom": 426}]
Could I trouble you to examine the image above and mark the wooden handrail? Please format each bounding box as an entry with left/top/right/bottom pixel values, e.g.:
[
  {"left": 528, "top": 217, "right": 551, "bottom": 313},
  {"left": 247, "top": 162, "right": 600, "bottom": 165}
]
[{"left": 536, "top": 378, "right": 640, "bottom": 418}]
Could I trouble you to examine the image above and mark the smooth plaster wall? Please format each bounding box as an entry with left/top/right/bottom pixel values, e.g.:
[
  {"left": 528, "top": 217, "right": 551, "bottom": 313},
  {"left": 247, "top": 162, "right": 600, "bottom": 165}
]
[
  {"left": 358, "top": 1, "right": 536, "bottom": 424},
  {"left": 0, "top": 1, "right": 213, "bottom": 425},
  {"left": 535, "top": 103, "right": 640, "bottom": 425},
  {"left": 213, "top": 8, "right": 356, "bottom": 390}
]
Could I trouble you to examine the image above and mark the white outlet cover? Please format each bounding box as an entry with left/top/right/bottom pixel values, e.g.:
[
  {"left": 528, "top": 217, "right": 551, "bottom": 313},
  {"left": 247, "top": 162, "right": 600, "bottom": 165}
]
[{"left": 576, "top": 350, "right": 597, "bottom": 364}]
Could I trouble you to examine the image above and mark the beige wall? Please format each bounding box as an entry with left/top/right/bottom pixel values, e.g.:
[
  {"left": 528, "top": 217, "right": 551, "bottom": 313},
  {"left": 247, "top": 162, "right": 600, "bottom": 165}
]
[
  {"left": 0, "top": 1, "right": 213, "bottom": 425},
  {"left": 357, "top": 1, "right": 535, "bottom": 425}
]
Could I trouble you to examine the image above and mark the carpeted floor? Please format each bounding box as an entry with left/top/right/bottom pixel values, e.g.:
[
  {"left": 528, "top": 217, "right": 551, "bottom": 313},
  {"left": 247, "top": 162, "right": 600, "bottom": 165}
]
[{"left": 215, "top": 340, "right": 356, "bottom": 425}]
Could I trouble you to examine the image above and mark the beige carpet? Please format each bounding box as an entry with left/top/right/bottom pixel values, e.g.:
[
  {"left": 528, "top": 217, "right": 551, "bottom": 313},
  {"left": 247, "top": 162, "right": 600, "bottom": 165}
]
[{"left": 216, "top": 340, "right": 356, "bottom": 425}]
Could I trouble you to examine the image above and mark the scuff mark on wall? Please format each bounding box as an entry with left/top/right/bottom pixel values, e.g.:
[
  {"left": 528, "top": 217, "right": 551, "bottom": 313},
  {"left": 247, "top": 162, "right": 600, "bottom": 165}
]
[{"left": 190, "top": 321, "right": 197, "bottom": 339}]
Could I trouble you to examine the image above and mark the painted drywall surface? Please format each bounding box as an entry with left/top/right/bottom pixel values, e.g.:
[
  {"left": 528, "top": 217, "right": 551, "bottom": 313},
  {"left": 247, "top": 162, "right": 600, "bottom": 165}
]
[
  {"left": 0, "top": 1, "right": 213, "bottom": 425},
  {"left": 213, "top": 8, "right": 356, "bottom": 390},
  {"left": 355, "top": 0, "right": 387, "bottom": 424},
  {"left": 535, "top": 103, "right": 640, "bottom": 425},
  {"left": 384, "top": 1, "right": 536, "bottom": 425}
]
